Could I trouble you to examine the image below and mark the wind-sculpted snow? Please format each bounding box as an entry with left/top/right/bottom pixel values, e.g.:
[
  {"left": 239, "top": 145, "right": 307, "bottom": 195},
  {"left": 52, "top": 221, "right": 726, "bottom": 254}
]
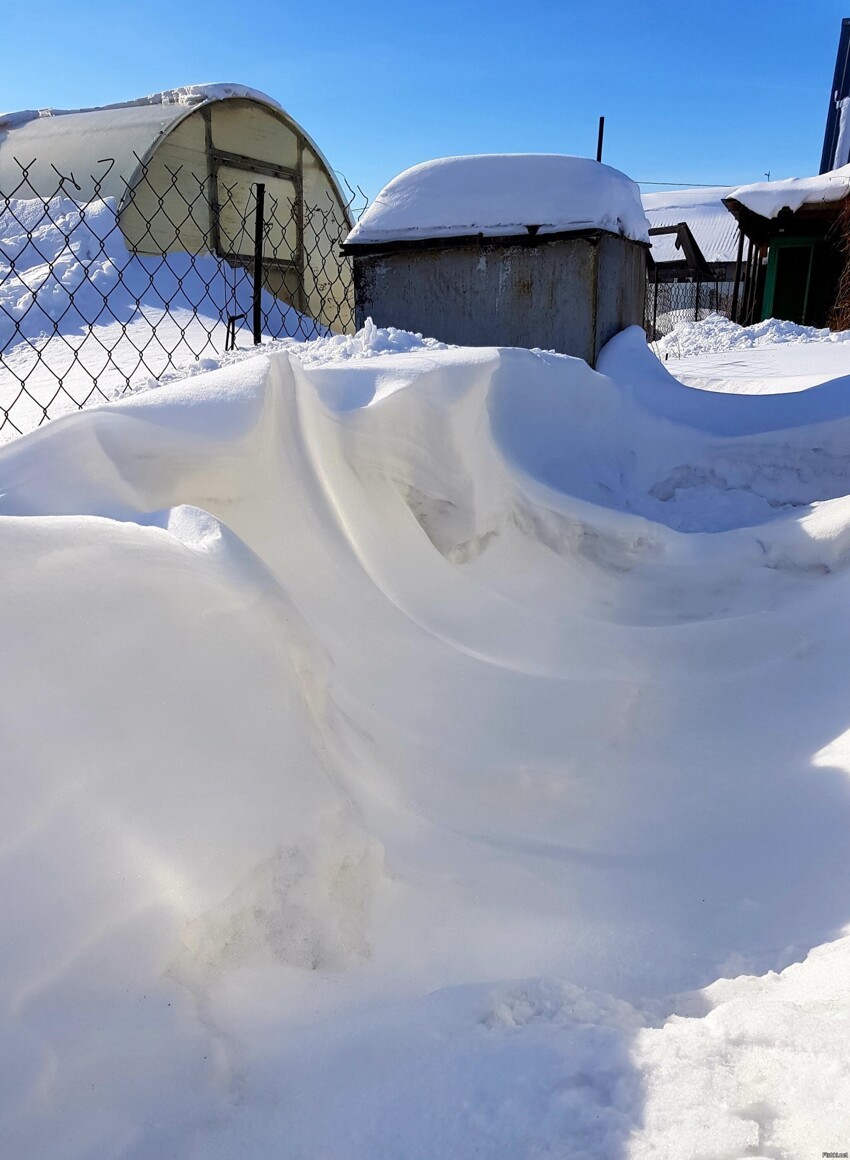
[{"left": 2, "top": 337, "right": 850, "bottom": 1156}]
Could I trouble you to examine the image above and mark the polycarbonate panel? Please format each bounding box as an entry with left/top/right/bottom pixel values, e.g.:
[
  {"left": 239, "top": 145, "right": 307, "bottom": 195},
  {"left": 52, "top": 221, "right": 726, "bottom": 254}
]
[
  {"left": 215, "top": 165, "right": 297, "bottom": 260},
  {"left": 210, "top": 101, "right": 298, "bottom": 170}
]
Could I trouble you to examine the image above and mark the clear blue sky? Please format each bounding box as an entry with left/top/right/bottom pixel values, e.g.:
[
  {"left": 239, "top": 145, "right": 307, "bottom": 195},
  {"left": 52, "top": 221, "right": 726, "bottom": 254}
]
[{"left": 3, "top": 0, "right": 849, "bottom": 200}]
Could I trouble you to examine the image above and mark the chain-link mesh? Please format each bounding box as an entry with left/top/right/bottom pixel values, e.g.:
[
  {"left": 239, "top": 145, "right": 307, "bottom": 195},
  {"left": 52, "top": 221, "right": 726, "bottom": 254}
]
[
  {"left": 0, "top": 157, "right": 360, "bottom": 440},
  {"left": 644, "top": 277, "right": 738, "bottom": 341}
]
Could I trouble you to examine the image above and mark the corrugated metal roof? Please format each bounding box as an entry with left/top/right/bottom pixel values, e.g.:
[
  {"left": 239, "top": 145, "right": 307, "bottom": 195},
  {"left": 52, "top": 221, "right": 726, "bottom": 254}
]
[{"left": 642, "top": 187, "right": 741, "bottom": 265}]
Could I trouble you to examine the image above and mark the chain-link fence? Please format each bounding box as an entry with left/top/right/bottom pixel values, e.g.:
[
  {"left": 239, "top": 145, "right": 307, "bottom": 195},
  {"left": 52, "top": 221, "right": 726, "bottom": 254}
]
[
  {"left": 0, "top": 158, "right": 361, "bottom": 440},
  {"left": 644, "top": 276, "right": 738, "bottom": 342}
]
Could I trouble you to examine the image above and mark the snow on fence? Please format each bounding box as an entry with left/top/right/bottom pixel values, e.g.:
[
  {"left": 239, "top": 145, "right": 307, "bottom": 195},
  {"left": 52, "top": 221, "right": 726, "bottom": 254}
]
[{"left": 0, "top": 160, "right": 360, "bottom": 440}]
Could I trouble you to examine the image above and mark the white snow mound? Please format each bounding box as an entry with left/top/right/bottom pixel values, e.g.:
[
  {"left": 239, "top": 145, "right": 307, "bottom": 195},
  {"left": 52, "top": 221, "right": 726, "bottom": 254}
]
[
  {"left": 0, "top": 194, "right": 317, "bottom": 439},
  {"left": 347, "top": 154, "right": 650, "bottom": 246},
  {"left": 655, "top": 311, "right": 850, "bottom": 359}
]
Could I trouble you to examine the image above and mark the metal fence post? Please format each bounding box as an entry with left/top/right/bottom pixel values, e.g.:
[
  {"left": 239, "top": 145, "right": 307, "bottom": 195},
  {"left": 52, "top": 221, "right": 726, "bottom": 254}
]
[{"left": 252, "top": 182, "right": 266, "bottom": 346}]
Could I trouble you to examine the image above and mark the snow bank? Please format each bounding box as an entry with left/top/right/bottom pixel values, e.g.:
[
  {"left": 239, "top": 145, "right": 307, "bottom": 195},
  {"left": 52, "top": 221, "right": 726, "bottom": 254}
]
[
  {"left": 728, "top": 163, "right": 850, "bottom": 219},
  {"left": 125, "top": 318, "right": 450, "bottom": 402},
  {"left": 346, "top": 154, "right": 650, "bottom": 246},
  {"left": 655, "top": 311, "right": 850, "bottom": 359},
  {"left": 4, "top": 332, "right": 850, "bottom": 1154}
]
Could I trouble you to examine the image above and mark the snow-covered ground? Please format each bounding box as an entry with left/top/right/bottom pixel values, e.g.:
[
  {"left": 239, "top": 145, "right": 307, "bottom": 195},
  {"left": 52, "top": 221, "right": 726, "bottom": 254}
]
[
  {"left": 655, "top": 311, "right": 850, "bottom": 393},
  {"left": 0, "top": 195, "right": 320, "bottom": 440},
  {"left": 3, "top": 318, "right": 850, "bottom": 1157}
]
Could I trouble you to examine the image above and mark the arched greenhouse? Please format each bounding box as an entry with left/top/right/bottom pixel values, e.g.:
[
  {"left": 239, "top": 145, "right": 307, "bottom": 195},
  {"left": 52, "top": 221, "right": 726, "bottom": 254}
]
[{"left": 0, "top": 84, "right": 354, "bottom": 331}]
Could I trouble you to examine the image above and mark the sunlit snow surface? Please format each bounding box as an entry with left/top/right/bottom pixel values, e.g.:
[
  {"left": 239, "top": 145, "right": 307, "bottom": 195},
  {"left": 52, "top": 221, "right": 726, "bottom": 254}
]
[
  {"left": 655, "top": 312, "right": 850, "bottom": 395},
  {"left": 2, "top": 324, "right": 850, "bottom": 1157},
  {"left": 346, "top": 153, "right": 649, "bottom": 246}
]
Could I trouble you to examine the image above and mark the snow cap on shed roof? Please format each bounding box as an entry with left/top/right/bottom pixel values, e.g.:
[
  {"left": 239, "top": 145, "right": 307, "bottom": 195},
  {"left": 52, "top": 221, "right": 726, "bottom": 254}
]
[{"left": 346, "top": 155, "right": 650, "bottom": 247}]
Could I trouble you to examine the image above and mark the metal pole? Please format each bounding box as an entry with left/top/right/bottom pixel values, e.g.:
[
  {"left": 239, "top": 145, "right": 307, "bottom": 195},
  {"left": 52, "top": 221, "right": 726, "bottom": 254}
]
[
  {"left": 694, "top": 273, "right": 701, "bottom": 321},
  {"left": 652, "top": 265, "right": 659, "bottom": 337},
  {"left": 596, "top": 116, "right": 605, "bottom": 163},
  {"left": 730, "top": 228, "right": 745, "bottom": 322},
  {"left": 252, "top": 182, "right": 266, "bottom": 346}
]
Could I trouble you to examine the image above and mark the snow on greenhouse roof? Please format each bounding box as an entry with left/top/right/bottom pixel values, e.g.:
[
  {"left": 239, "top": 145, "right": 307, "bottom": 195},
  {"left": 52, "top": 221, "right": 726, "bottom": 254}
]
[
  {"left": 346, "top": 155, "right": 650, "bottom": 247},
  {"left": 0, "top": 85, "right": 288, "bottom": 200},
  {"left": 727, "top": 165, "right": 850, "bottom": 220},
  {"left": 0, "top": 84, "right": 283, "bottom": 132},
  {"left": 0, "top": 83, "right": 347, "bottom": 214},
  {"left": 642, "top": 187, "right": 741, "bottom": 264}
]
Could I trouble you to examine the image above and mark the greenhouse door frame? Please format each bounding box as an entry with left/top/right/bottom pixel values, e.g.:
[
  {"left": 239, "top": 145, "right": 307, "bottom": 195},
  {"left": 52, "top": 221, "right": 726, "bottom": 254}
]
[{"left": 201, "top": 107, "right": 307, "bottom": 311}]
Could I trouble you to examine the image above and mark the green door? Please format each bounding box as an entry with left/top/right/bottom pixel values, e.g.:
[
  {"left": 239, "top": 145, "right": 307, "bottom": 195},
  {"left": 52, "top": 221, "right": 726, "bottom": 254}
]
[{"left": 761, "top": 237, "right": 815, "bottom": 324}]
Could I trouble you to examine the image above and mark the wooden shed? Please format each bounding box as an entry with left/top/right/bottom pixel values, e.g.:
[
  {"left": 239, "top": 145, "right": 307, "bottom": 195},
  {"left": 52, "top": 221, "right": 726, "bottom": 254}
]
[
  {"left": 723, "top": 169, "right": 850, "bottom": 327},
  {"left": 0, "top": 84, "right": 353, "bottom": 331}
]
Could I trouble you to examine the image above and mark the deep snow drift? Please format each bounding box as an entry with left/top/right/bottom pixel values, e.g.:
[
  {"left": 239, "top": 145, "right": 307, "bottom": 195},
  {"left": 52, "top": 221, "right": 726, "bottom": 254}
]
[{"left": 3, "top": 328, "right": 850, "bottom": 1157}]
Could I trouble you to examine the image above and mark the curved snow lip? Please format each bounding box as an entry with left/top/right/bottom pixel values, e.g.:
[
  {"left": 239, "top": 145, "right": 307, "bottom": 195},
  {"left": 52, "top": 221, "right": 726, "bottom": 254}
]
[
  {"left": 586, "top": 327, "right": 850, "bottom": 534},
  {"left": 7, "top": 332, "right": 850, "bottom": 549},
  {"left": 601, "top": 326, "right": 850, "bottom": 435},
  {"left": 728, "top": 163, "right": 850, "bottom": 219}
]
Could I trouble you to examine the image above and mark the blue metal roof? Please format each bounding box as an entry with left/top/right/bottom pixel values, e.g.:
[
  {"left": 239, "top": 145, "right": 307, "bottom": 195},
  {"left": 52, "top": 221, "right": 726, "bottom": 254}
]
[{"left": 820, "top": 18, "right": 850, "bottom": 174}]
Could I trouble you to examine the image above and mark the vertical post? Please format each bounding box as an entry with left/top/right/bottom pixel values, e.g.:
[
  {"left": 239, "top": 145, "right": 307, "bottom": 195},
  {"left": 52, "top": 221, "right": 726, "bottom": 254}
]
[
  {"left": 596, "top": 116, "right": 605, "bottom": 163},
  {"left": 730, "top": 227, "right": 745, "bottom": 322},
  {"left": 694, "top": 273, "right": 701, "bottom": 321},
  {"left": 802, "top": 243, "right": 815, "bottom": 324},
  {"left": 652, "top": 265, "right": 659, "bottom": 338},
  {"left": 252, "top": 182, "right": 266, "bottom": 346},
  {"left": 295, "top": 140, "right": 307, "bottom": 314},
  {"left": 742, "top": 237, "right": 755, "bottom": 325}
]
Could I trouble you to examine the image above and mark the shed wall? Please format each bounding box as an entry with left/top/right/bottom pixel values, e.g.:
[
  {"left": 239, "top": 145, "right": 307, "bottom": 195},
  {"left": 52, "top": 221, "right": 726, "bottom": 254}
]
[
  {"left": 595, "top": 235, "right": 648, "bottom": 354},
  {"left": 352, "top": 236, "right": 646, "bottom": 364}
]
